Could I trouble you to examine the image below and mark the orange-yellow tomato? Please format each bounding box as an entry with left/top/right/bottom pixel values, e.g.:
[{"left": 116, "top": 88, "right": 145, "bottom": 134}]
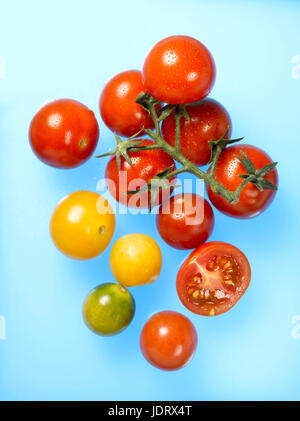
[
  {"left": 110, "top": 234, "right": 162, "bottom": 287},
  {"left": 50, "top": 190, "right": 115, "bottom": 260}
]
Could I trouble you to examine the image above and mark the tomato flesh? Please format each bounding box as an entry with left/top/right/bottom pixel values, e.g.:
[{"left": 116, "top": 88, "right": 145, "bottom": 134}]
[{"left": 177, "top": 242, "right": 251, "bottom": 316}]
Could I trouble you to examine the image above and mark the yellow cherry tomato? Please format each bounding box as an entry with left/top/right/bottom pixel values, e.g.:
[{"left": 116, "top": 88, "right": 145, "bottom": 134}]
[
  {"left": 110, "top": 233, "right": 162, "bottom": 287},
  {"left": 50, "top": 190, "right": 115, "bottom": 260}
]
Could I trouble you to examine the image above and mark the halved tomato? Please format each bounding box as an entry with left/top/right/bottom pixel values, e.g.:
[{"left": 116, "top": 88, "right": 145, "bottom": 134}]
[{"left": 176, "top": 242, "right": 251, "bottom": 316}]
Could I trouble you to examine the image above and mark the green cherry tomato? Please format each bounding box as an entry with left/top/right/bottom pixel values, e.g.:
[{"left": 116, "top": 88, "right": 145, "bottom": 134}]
[{"left": 83, "top": 283, "right": 135, "bottom": 336}]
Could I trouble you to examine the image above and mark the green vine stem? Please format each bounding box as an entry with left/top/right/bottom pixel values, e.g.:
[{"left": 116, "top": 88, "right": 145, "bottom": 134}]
[{"left": 96, "top": 92, "right": 278, "bottom": 206}]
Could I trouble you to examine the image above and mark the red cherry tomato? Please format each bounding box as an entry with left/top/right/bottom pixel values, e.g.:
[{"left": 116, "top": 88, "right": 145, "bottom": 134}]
[
  {"left": 156, "top": 193, "right": 215, "bottom": 250},
  {"left": 207, "top": 145, "right": 278, "bottom": 218},
  {"left": 140, "top": 311, "right": 197, "bottom": 371},
  {"left": 100, "top": 70, "right": 155, "bottom": 137},
  {"left": 162, "top": 99, "right": 232, "bottom": 166},
  {"left": 105, "top": 139, "right": 176, "bottom": 208},
  {"left": 29, "top": 99, "right": 99, "bottom": 169},
  {"left": 142, "top": 35, "right": 215, "bottom": 104},
  {"left": 177, "top": 242, "right": 251, "bottom": 316}
]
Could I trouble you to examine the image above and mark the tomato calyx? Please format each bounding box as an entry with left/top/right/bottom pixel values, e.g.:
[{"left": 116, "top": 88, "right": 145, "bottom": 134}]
[
  {"left": 79, "top": 137, "right": 88, "bottom": 148},
  {"left": 96, "top": 132, "right": 144, "bottom": 170},
  {"left": 208, "top": 129, "right": 244, "bottom": 164},
  {"left": 98, "top": 225, "right": 106, "bottom": 235},
  {"left": 127, "top": 164, "right": 178, "bottom": 212},
  {"left": 136, "top": 90, "right": 160, "bottom": 112},
  {"left": 236, "top": 150, "right": 278, "bottom": 193}
]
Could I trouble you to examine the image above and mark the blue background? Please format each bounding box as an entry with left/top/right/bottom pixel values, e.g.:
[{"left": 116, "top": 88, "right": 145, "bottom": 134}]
[{"left": 0, "top": 0, "right": 299, "bottom": 401}]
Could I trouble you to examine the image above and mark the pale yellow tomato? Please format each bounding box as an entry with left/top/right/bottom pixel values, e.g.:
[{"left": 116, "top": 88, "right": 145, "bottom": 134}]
[
  {"left": 110, "top": 233, "right": 162, "bottom": 287},
  {"left": 50, "top": 190, "right": 115, "bottom": 259}
]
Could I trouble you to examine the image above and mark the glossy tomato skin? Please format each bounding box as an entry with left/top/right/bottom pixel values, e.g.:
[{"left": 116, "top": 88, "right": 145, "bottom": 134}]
[
  {"left": 162, "top": 99, "right": 232, "bottom": 166},
  {"left": 50, "top": 190, "right": 115, "bottom": 260},
  {"left": 143, "top": 35, "right": 215, "bottom": 104},
  {"left": 156, "top": 193, "right": 215, "bottom": 250},
  {"left": 177, "top": 241, "right": 251, "bottom": 316},
  {"left": 140, "top": 311, "right": 197, "bottom": 371},
  {"left": 83, "top": 283, "right": 135, "bottom": 336},
  {"left": 105, "top": 139, "right": 176, "bottom": 208},
  {"left": 29, "top": 99, "right": 99, "bottom": 168},
  {"left": 110, "top": 234, "right": 162, "bottom": 287},
  {"left": 207, "top": 145, "right": 278, "bottom": 218},
  {"left": 99, "top": 70, "right": 156, "bottom": 137}
]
